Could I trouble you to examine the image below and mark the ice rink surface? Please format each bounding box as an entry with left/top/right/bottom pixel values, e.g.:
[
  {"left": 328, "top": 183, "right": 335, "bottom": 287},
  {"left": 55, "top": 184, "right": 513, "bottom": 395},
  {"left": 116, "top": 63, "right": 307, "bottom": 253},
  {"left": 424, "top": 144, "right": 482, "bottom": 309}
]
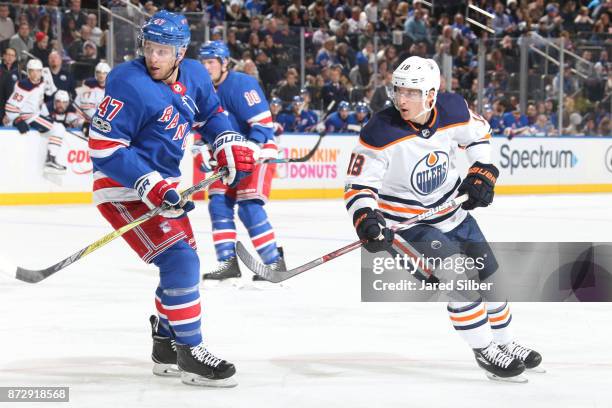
[{"left": 1, "top": 194, "right": 611, "bottom": 408}]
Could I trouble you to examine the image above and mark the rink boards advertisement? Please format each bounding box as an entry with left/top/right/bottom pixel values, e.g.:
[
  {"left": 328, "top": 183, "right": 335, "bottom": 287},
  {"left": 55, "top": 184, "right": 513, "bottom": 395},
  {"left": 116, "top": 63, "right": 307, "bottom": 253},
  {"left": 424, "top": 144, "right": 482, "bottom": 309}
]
[{"left": 0, "top": 128, "right": 611, "bottom": 205}]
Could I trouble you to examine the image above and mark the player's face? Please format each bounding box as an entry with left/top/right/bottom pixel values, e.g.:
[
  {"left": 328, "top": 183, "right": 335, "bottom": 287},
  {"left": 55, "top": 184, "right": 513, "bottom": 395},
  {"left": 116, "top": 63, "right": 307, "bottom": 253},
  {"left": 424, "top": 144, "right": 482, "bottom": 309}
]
[
  {"left": 28, "top": 68, "right": 42, "bottom": 84},
  {"left": 54, "top": 100, "right": 68, "bottom": 113},
  {"left": 95, "top": 70, "right": 108, "bottom": 85},
  {"left": 270, "top": 104, "right": 281, "bottom": 115},
  {"left": 339, "top": 108, "right": 349, "bottom": 119},
  {"left": 143, "top": 41, "right": 181, "bottom": 82},
  {"left": 395, "top": 87, "right": 432, "bottom": 122},
  {"left": 201, "top": 58, "right": 225, "bottom": 85},
  {"left": 357, "top": 112, "right": 366, "bottom": 121}
]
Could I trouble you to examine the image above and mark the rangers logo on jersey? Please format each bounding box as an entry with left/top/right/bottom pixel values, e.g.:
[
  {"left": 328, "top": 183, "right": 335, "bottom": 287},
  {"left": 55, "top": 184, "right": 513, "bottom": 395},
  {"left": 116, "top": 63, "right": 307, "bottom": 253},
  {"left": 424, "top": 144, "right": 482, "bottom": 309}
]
[{"left": 411, "top": 151, "right": 449, "bottom": 195}]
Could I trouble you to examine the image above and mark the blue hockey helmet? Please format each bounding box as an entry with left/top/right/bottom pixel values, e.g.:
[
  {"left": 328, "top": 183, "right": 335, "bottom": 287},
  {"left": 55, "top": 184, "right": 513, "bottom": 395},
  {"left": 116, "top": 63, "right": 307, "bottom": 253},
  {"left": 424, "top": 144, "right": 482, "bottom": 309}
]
[
  {"left": 355, "top": 101, "right": 369, "bottom": 113},
  {"left": 199, "top": 40, "right": 230, "bottom": 63},
  {"left": 270, "top": 97, "right": 282, "bottom": 107},
  {"left": 338, "top": 100, "right": 351, "bottom": 111},
  {"left": 292, "top": 95, "right": 304, "bottom": 105},
  {"left": 141, "top": 11, "right": 190, "bottom": 56}
]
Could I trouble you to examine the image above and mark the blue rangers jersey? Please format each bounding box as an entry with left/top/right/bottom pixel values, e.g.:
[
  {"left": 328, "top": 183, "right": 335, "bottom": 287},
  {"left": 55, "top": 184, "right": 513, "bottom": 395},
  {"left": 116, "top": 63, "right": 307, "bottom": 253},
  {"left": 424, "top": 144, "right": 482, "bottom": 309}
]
[
  {"left": 89, "top": 58, "right": 233, "bottom": 204},
  {"left": 277, "top": 109, "right": 318, "bottom": 132},
  {"left": 347, "top": 112, "right": 370, "bottom": 133},
  {"left": 344, "top": 93, "right": 492, "bottom": 232},
  {"left": 325, "top": 111, "right": 350, "bottom": 133},
  {"left": 214, "top": 70, "right": 273, "bottom": 143}
]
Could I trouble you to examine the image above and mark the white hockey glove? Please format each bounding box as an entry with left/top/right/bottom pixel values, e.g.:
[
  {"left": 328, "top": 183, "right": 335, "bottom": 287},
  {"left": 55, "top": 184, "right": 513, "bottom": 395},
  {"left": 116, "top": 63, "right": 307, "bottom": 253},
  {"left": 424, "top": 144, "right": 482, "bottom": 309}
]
[
  {"left": 191, "top": 139, "right": 216, "bottom": 172},
  {"left": 42, "top": 67, "right": 57, "bottom": 96},
  {"left": 212, "top": 131, "right": 259, "bottom": 188}
]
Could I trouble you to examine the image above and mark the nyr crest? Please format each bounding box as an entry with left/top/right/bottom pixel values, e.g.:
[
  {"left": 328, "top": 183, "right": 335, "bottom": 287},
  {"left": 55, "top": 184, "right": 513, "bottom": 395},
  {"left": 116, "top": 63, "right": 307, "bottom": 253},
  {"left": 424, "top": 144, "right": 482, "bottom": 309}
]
[{"left": 411, "top": 151, "right": 449, "bottom": 195}]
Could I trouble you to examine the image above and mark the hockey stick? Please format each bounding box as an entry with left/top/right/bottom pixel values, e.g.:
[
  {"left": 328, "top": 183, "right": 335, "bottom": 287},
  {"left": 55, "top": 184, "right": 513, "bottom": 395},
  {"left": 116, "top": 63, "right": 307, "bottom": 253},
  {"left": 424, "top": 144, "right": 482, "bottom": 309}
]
[
  {"left": 15, "top": 169, "right": 228, "bottom": 284},
  {"left": 236, "top": 194, "right": 469, "bottom": 283},
  {"left": 261, "top": 132, "right": 324, "bottom": 164}
]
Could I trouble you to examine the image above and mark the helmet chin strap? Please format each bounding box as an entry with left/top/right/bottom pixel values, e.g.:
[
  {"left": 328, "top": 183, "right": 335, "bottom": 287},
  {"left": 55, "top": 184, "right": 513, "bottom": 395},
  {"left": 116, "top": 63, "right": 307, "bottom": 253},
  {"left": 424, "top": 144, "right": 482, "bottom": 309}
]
[
  {"left": 411, "top": 92, "right": 437, "bottom": 123},
  {"left": 161, "top": 58, "right": 181, "bottom": 83}
]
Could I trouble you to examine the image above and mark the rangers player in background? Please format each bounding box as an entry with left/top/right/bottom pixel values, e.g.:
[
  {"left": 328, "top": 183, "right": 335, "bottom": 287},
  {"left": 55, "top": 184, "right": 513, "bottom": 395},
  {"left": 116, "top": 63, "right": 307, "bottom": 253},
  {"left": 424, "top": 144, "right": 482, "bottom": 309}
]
[
  {"left": 346, "top": 101, "right": 370, "bottom": 133},
  {"left": 74, "top": 61, "right": 111, "bottom": 137},
  {"left": 324, "top": 100, "right": 351, "bottom": 132},
  {"left": 344, "top": 56, "right": 542, "bottom": 382},
  {"left": 4, "top": 58, "right": 66, "bottom": 173},
  {"left": 89, "top": 11, "right": 258, "bottom": 387},
  {"left": 197, "top": 40, "right": 286, "bottom": 282}
]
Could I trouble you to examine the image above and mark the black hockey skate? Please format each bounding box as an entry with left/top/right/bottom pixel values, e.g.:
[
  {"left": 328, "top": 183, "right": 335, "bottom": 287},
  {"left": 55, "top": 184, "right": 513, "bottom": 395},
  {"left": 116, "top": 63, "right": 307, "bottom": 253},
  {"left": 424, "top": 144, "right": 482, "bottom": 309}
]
[
  {"left": 176, "top": 343, "right": 237, "bottom": 387},
  {"left": 44, "top": 153, "right": 67, "bottom": 174},
  {"left": 473, "top": 342, "right": 527, "bottom": 383},
  {"left": 252, "top": 247, "right": 286, "bottom": 281},
  {"left": 202, "top": 257, "right": 241, "bottom": 281},
  {"left": 500, "top": 341, "right": 544, "bottom": 372},
  {"left": 149, "top": 315, "right": 179, "bottom": 377}
]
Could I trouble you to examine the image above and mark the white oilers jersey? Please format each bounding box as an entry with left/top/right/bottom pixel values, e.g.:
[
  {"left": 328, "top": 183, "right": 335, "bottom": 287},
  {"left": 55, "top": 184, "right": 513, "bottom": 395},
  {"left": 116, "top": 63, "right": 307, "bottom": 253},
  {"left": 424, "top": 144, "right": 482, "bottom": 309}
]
[
  {"left": 4, "top": 79, "right": 48, "bottom": 123},
  {"left": 344, "top": 93, "right": 492, "bottom": 232},
  {"left": 75, "top": 78, "right": 105, "bottom": 120}
]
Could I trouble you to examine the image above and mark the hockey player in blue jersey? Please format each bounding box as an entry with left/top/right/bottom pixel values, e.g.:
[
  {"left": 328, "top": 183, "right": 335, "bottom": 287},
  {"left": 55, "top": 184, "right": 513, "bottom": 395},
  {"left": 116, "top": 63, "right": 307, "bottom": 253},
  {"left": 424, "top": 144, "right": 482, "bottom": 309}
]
[
  {"left": 345, "top": 56, "right": 542, "bottom": 382},
  {"left": 346, "top": 101, "right": 370, "bottom": 133},
  {"left": 324, "top": 100, "right": 351, "bottom": 132},
  {"left": 88, "top": 11, "right": 258, "bottom": 387},
  {"left": 197, "top": 40, "right": 286, "bottom": 282},
  {"left": 277, "top": 95, "right": 319, "bottom": 132}
]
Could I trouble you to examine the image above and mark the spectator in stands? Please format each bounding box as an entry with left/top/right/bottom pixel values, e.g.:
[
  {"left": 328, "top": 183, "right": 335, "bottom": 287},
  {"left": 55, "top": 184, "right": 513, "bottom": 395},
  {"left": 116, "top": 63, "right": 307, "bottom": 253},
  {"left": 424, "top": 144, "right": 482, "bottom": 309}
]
[
  {"left": 526, "top": 103, "right": 538, "bottom": 125},
  {"left": 347, "top": 6, "right": 367, "bottom": 34},
  {"left": 364, "top": 0, "right": 378, "bottom": 24},
  {"left": 329, "top": 7, "right": 347, "bottom": 33},
  {"left": 276, "top": 67, "right": 300, "bottom": 103},
  {"left": 552, "top": 63, "right": 578, "bottom": 96},
  {"left": 63, "top": 0, "right": 87, "bottom": 31},
  {"left": 529, "top": 114, "right": 558, "bottom": 137},
  {"left": 404, "top": 8, "right": 431, "bottom": 46},
  {"left": 206, "top": 0, "right": 226, "bottom": 25},
  {"left": 245, "top": 0, "right": 265, "bottom": 18},
  {"left": 492, "top": 1, "right": 514, "bottom": 37},
  {"left": 597, "top": 117, "right": 610, "bottom": 137},
  {"left": 539, "top": 4, "right": 564, "bottom": 37},
  {"left": 86, "top": 14, "right": 103, "bottom": 48},
  {"left": 31, "top": 32, "right": 51, "bottom": 65},
  {"left": 68, "top": 24, "right": 92, "bottom": 61},
  {"left": 9, "top": 22, "right": 33, "bottom": 62},
  {"left": 0, "top": 47, "right": 19, "bottom": 121},
  {"left": 574, "top": 6, "right": 595, "bottom": 30},
  {"left": 48, "top": 50, "right": 75, "bottom": 98},
  {"left": 316, "top": 36, "right": 336, "bottom": 68},
  {"left": 0, "top": 4, "right": 15, "bottom": 42},
  {"left": 321, "top": 63, "right": 349, "bottom": 111},
  {"left": 227, "top": 0, "right": 249, "bottom": 23},
  {"left": 62, "top": 17, "right": 78, "bottom": 50}
]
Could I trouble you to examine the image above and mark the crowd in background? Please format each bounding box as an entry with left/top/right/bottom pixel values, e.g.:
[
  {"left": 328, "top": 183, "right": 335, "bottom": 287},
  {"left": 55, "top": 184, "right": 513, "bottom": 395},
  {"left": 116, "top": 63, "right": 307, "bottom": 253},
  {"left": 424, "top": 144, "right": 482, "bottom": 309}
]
[{"left": 0, "top": 0, "right": 610, "bottom": 136}]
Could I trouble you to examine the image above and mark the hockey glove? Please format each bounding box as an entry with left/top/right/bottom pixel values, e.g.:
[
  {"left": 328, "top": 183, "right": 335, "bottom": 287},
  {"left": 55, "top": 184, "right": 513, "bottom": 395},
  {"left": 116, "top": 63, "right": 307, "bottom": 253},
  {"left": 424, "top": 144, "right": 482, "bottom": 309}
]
[
  {"left": 458, "top": 161, "right": 499, "bottom": 210},
  {"left": 353, "top": 208, "right": 395, "bottom": 253},
  {"left": 14, "top": 117, "right": 29, "bottom": 134},
  {"left": 134, "top": 172, "right": 195, "bottom": 218},
  {"left": 191, "top": 138, "right": 216, "bottom": 172},
  {"left": 259, "top": 140, "right": 278, "bottom": 162},
  {"left": 212, "top": 131, "right": 258, "bottom": 188}
]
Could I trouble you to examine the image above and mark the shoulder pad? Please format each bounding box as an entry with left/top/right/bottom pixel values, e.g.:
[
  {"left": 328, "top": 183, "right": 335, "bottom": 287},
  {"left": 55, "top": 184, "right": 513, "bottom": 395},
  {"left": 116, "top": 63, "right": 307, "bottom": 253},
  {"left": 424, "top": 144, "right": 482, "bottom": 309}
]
[
  {"left": 435, "top": 93, "right": 470, "bottom": 129},
  {"left": 16, "top": 79, "right": 36, "bottom": 91},
  {"left": 83, "top": 78, "right": 100, "bottom": 88},
  {"left": 359, "top": 106, "right": 416, "bottom": 149}
]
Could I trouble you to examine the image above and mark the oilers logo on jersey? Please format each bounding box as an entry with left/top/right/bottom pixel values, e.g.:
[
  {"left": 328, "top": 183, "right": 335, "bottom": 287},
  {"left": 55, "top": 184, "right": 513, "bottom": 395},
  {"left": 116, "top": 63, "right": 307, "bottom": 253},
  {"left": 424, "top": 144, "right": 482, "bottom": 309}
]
[{"left": 411, "top": 151, "right": 449, "bottom": 195}]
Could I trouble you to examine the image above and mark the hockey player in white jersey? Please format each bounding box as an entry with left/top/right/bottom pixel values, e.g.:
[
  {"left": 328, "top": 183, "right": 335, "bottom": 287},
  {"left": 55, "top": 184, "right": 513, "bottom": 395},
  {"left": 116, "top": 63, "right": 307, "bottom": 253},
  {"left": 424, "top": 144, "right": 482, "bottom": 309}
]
[
  {"left": 344, "top": 56, "right": 542, "bottom": 382},
  {"left": 48, "top": 90, "right": 80, "bottom": 128},
  {"left": 5, "top": 58, "right": 67, "bottom": 173},
  {"left": 74, "top": 61, "right": 110, "bottom": 135}
]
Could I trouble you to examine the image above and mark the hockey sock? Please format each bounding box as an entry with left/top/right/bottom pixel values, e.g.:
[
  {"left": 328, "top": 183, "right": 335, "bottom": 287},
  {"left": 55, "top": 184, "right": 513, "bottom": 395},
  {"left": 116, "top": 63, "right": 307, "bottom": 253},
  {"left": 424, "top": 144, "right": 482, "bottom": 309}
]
[
  {"left": 486, "top": 301, "right": 513, "bottom": 345},
  {"left": 154, "top": 241, "right": 202, "bottom": 346},
  {"left": 238, "top": 199, "right": 279, "bottom": 264},
  {"left": 447, "top": 300, "right": 493, "bottom": 349},
  {"left": 154, "top": 286, "right": 172, "bottom": 338},
  {"left": 209, "top": 194, "right": 237, "bottom": 261}
]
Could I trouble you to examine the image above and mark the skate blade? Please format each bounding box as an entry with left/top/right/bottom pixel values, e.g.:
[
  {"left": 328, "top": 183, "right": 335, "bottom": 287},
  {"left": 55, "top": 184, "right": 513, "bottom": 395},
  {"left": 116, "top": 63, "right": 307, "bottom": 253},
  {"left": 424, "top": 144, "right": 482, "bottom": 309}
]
[
  {"left": 527, "top": 366, "right": 546, "bottom": 374},
  {"left": 202, "top": 277, "right": 243, "bottom": 289},
  {"left": 485, "top": 372, "right": 528, "bottom": 383},
  {"left": 180, "top": 371, "right": 237, "bottom": 388},
  {"left": 152, "top": 363, "right": 180, "bottom": 377}
]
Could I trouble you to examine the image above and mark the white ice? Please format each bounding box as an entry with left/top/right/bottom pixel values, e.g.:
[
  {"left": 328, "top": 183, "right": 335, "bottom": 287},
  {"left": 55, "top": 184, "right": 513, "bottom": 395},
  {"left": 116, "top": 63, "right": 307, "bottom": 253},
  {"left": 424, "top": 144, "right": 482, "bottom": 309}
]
[{"left": 1, "top": 194, "right": 611, "bottom": 408}]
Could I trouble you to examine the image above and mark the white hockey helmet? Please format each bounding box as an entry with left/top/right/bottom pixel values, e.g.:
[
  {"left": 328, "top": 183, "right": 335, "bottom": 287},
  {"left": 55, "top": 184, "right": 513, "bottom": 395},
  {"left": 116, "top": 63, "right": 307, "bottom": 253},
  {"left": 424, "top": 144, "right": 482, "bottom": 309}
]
[
  {"left": 95, "top": 62, "right": 111, "bottom": 73},
  {"left": 54, "top": 90, "right": 70, "bottom": 103},
  {"left": 388, "top": 56, "right": 440, "bottom": 116},
  {"left": 26, "top": 58, "right": 43, "bottom": 71}
]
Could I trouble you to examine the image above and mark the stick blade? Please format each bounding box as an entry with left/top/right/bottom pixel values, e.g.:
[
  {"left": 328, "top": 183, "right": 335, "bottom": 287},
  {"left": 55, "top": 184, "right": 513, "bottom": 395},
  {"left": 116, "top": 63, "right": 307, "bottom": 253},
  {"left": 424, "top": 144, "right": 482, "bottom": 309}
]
[
  {"left": 235, "top": 241, "right": 283, "bottom": 283},
  {"left": 15, "top": 267, "right": 49, "bottom": 283}
]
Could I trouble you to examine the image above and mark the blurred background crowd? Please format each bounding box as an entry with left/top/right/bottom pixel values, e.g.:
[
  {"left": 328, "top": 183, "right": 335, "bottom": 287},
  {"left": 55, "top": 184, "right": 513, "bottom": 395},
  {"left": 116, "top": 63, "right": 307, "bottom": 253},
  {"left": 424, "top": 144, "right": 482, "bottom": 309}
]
[{"left": 0, "top": 0, "right": 610, "bottom": 136}]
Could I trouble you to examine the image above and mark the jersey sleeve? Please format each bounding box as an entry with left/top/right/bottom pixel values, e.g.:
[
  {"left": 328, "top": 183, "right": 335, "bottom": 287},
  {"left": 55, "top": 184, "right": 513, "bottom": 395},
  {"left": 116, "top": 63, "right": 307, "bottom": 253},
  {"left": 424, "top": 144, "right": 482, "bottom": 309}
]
[
  {"left": 344, "top": 136, "right": 390, "bottom": 219},
  {"left": 231, "top": 76, "right": 274, "bottom": 144},
  {"left": 88, "top": 77, "right": 154, "bottom": 188},
  {"left": 453, "top": 101, "right": 493, "bottom": 165},
  {"left": 191, "top": 66, "right": 234, "bottom": 145},
  {"left": 4, "top": 84, "right": 26, "bottom": 123}
]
